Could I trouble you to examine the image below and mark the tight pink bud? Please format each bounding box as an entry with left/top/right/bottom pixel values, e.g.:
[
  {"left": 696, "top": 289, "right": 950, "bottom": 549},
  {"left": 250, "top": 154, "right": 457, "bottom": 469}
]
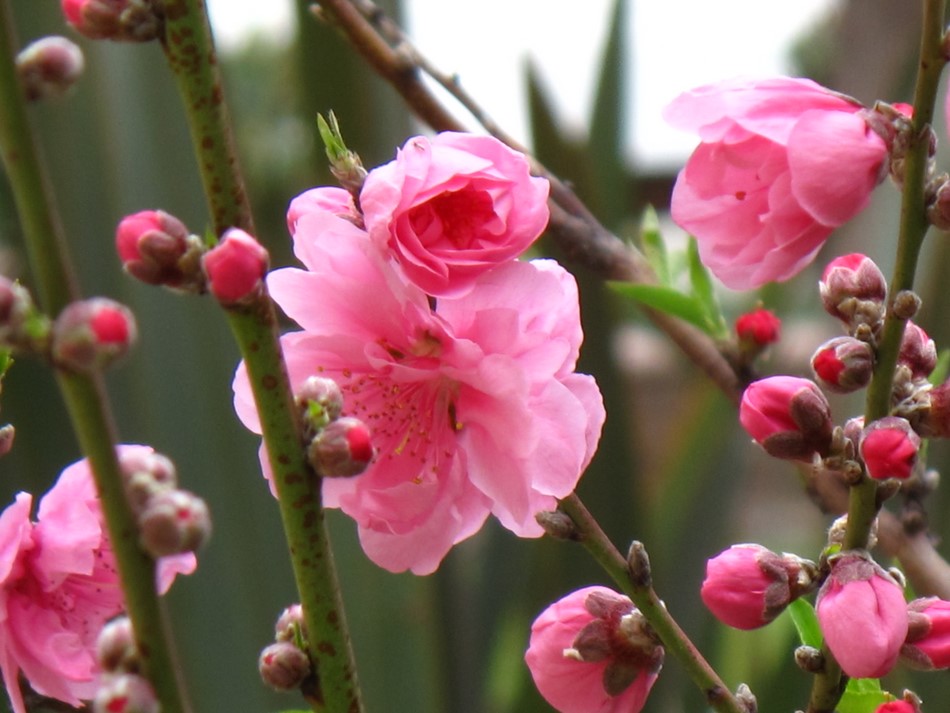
[
  {"left": 51, "top": 297, "right": 136, "bottom": 373},
  {"left": 901, "top": 597, "right": 950, "bottom": 670},
  {"left": 138, "top": 489, "right": 211, "bottom": 557},
  {"left": 860, "top": 417, "right": 920, "bottom": 480},
  {"left": 118, "top": 448, "right": 178, "bottom": 514},
  {"left": 202, "top": 228, "right": 269, "bottom": 304},
  {"left": 875, "top": 704, "right": 918, "bottom": 713},
  {"left": 92, "top": 673, "right": 159, "bottom": 713},
  {"left": 275, "top": 603, "right": 307, "bottom": 644},
  {"left": 898, "top": 322, "right": 937, "bottom": 379},
  {"left": 296, "top": 376, "right": 345, "bottom": 436},
  {"left": 735, "top": 308, "right": 781, "bottom": 347},
  {"left": 739, "top": 376, "right": 833, "bottom": 461},
  {"left": 811, "top": 336, "right": 875, "bottom": 393},
  {"left": 701, "top": 544, "right": 810, "bottom": 629},
  {"left": 308, "top": 416, "right": 374, "bottom": 477},
  {"left": 16, "top": 36, "right": 84, "bottom": 102},
  {"left": 816, "top": 553, "right": 908, "bottom": 679},
  {"left": 96, "top": 616, "right": 137, "bottom": 673},
  {"left": 116, "top": 209, "right": 202, "bottom": 289},
  {"left": 259, "top": 642, "right": 312, "bottom": 691},
  {"left": 820, "top": 253, "right": 887, "bottom": 327},
  {"left": 62, "top": 0, "right": 162, "bottom": 42}
]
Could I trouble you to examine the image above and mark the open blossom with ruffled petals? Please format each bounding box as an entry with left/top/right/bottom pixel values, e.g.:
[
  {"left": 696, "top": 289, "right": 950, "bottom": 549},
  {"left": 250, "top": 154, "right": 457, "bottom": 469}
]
[
  {"left": 233, "top": 210, "right": 604, "bottom": 574},
  {"left": 816, "top": 553, "right": 908, "bottom": 679},
  {"left": 525, "top": 586, "right": 662, "bottom": 713},
  {"left": 359, "top": 132, "right": 550, "bottom": 297},
  {"left": 0, "top": 447, "right": 195, "bottom": 713},
  {"left": 665, "top": 77, "right": 891, "bottom": 289}
]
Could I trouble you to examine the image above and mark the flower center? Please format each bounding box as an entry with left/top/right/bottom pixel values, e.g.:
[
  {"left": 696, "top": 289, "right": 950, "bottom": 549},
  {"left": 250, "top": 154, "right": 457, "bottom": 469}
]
[{"left": 410, "top": 188, "right": 497, "bottom": 249}]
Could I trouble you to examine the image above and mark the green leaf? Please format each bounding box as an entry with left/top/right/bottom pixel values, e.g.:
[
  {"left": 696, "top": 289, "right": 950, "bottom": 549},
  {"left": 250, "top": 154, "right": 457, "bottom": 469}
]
[
  {"left": 786, "top": 598, "right": 822, "bottom": 649},
  {"left": 638, "top": 206, "right": 670, "bottom": 285},
  {"left": 609, "top": 282, "right": 710, "bottom": 332},
  {"left": 836, "top": 677, "right": 890, "bottom": 713},
  {"left": 687, "top": 237, "right": 728, "bottom": 338}
]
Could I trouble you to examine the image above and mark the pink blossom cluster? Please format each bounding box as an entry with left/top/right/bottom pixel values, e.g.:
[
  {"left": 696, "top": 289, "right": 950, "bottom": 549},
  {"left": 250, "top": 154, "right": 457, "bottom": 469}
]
[
  {"left": 233, "top": 132, "right": 605, "bottom": 575},
  {"left": 0, "top": 447, "right": 194, "bottom": 713},
  {"left": 665, "top": 77, "right": 910, "bottom": 289}
]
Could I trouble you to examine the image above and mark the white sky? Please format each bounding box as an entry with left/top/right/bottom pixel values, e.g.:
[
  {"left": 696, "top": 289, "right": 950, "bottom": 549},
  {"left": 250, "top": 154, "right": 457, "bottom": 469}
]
[{"left": 205, "top": 0, "right": 836, "bottom": 168}]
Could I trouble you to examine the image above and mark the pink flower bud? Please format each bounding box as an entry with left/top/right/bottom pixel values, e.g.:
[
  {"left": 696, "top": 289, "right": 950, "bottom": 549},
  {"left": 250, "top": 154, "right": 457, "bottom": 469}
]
[
  {"left": 919, "top": 381, "right": 950, "bottom": 438},
  {"left": 819, "top": 253, "right": 887, "bottom": 326},
  {"left": 898, "top": 322, "right": 937, "bottom": 379},
  {"left": 202, "top": 228, "right": 269, "bottom": 304},
  {"left": 860, "top": 417, "right": 920, "bottom": 480},
  {"left": 875, "top": 703, "right": 918, "bottom": 713},
  {"left": 700, "top": 544, "right": 810, "bottom": 630},
  {"left": 138, "top": 489, "right": 211, "bottom": 557},
  {"left": 525, "top": 586, "right": 662, "bottom": 713},
  {"left": 0, "top": 276, "right": 41, "bottom": 350},
  {"left": 115, "top": 209, "right": 202, "bottom": 289},
  {"left": 51, "top": 297, "right": 136, "bottom": 373},
  {"left": 118, "top": 448, "right": 178, "bottom": 514},
  {"left": 811, "top": 336, "right": 875, "bottom": 393},
  {"left": 739, "top": 376, "right": 833, "bottom": 461},
  {"left": 735, "top": 308, "right": 781, "bottom": 347},
  {"left": 901, "top": 597, "right": 950, "bottom": 670},
  {"left": 16, "top": 36, "right": 84, "bottom": 102},
  {"left": 96, "top": 616, "right": 137, "bottom": 673},
  {"left": 259, "top": 641, "right": 312, "bottom": 691},
  {"left": 61, "top": 0, "right": 161, "bottom": 42},
  {"left": 296, "top": 376, "right": 345, "bottom": 436},
  {"left": 92, "top": 673, "right": 159, "bottom": 713},
  {"left": 275, "top": 603, "right": 307, "bottom": 644},
  {"left": 307, "top": 416, "right": 374, "bottom": 477},
  {"left": 816, "top": 553, "right": 908, "bottom": 679}
]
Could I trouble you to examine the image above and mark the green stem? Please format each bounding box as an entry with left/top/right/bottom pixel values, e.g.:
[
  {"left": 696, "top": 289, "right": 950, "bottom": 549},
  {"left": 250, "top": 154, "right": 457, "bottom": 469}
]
[
  {"left": 559, "top": 494, "right": 745, "bottom": 713},
  {"left": 226, "top": 306, "right": 362, "bottom": 713},
  {"left": 0, "top": 4, "right": 190, "bottom": 712},
  {"left": 158, "top": 2, "right": 363, "bottom": 709}
]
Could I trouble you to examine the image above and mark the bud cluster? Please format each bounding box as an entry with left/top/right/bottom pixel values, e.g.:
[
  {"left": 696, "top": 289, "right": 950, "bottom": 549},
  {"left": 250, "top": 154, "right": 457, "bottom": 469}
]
[
  {"left": 296, "top": 375, "right": 374, "bottom": 478},
  {"left": 118, "top": 448, "right": 211, "bottom": 558},
  {"left": 62, "top": 0, "right": 163, "bottom": 43},
  {"left": 116, "top": 210, "right": 205, "bottom": 291},
  {"left": 259, "top": 603, "right": 314, "bottom": 692},
  {"left": 92, "top": 616, "right": 159, "bottom": 713}
]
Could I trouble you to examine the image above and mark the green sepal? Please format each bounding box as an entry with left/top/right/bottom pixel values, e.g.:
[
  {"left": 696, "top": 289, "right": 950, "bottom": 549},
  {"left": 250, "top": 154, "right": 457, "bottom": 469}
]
[
  {"left": 638, "top": 206, "right": 670, "bottom": 285},
  {"left": 836, "top": 677, "right": 890, "bottom": 713},
  {"left": 786, "top": 597, "right": 822, "bottom": 649},
  {"left": 687, "top": 237, "right": 728, "bottom": 339},
  {"left": 317, "top": 111, "right": 348, "bottom": 164},
  {"left": 609, "top": 282, "right": 710, "bottom": 331}
]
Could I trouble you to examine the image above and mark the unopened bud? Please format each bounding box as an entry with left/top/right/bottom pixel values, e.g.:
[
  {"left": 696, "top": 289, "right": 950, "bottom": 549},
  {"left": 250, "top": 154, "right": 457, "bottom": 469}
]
[
  {"left": 627, "top": 540, "right": 652, "bottom": 588},
  {"left": 202, "top": 228, "right": 269, "bottom": 304},
  {"left": 296, "top": 375, "right": 344, "bottom": 437},
  {"left": 308, "top": 416, "right": 374, "bottom": 477},
  {"left": 898, "top": 321, "right": 937, "bottom": 378},
  {"left": 0, "top": 277, "right": 45, "bottom": 351},
  {"left": 819, "top": 254, "right": 887, "bottom": 329},
  {"left": 92, "top": 673, "right": 159, "bottom": 713},
  {"left": 51, "top": 297, "right": 136, "bottom": 373},
  {"left": 929, "top": 175, "right": 950, "bottom": 229},
  {"left": 259, "top": 641, "right": 312, "bottom": 691},
  {"left": 116, "top": 209, "right": 204, "bottom": 290},
  {"left": 275, "top": 603, "right": 308, "bottom": 644},
  {"left": 317, "top": 112, "right": 367, "bottom": 198},
  {"left": 118, "top": 448, "right": 177, "bottom": 514},
  {"left": 62, "top": 0, "right": 163, "bottom": 42},
  {"left": 860, "top": 417, "right": 920, "bottom": 481},
  {"left": 739, "top": 376, "right": 834, "bottom": 461},
  {"left": 794, "top": 645, "right": 825, "bottom": 673},
  {"left": 735, "top": 683, "right": 758, "bottom": 713},
  {"left": 0, "top": 425, "right": 13, "bottom": 457},
  {"left": 534, "top": 510, "right": 578, "bottom": 540},
  {"left": 892, "top": 290, "right": 922, "bottom": 321},
  {"left": 811, "top": 337, "right": 875, "bottom": 393},
  {"left": 16, "top": 36, "right": 84, "bottom": 102},
  {"left": 96, "top": 616, "right": 138, "bottom": 673},
  {"left": 138, "top": 488, "right": 211, "bottom": 557},
  {"left": 734, "top": 307, "right": 781, "bottom": 356}
]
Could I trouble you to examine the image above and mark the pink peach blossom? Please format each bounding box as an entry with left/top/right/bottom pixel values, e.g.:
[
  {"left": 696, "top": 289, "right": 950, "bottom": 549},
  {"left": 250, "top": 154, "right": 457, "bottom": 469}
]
[
  {"left": 0, "top": 447, "right": 195, "bottom": 713},
  {"left": 665, "top": 77, "right": 890, "bottom": 289},
  {"left": 360, "top": 132, "right": 550, "bottom": 297},
  {"left": 233, "top": 210, "right": 604, "bottom": 574},
  {"left": 525, "top": 586, "right": 662, "bottom": 713},
  {"left": 739, "top": 375, "right": 833, "bottom": 461},
  {"left": 816, "top": 553, "right": 908, "bottom": 679}
]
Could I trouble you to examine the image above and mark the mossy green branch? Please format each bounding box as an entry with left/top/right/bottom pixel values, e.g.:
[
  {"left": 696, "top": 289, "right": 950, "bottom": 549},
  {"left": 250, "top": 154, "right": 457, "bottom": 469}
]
[
  {"left": 225, "top": 306, "right": 362, "bottom": 713},
  {"left": 558, "top": 494, "right": 745, "bottom": 713},
  {"left": 0, "top": 5, "right": 190, "bottom": 712}
]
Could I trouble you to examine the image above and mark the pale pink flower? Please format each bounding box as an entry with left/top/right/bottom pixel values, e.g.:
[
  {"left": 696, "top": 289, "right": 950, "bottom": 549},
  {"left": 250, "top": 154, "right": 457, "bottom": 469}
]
[
  {"left": 816, "top": 553, "right": 908, "bottom": 679},
  {"left": 360, "top": 132, "right": 550, "bottom": 297},
  {"left": 665, "top": 77, "right": 890, "bottom": 289},
  {"left": 525, "top": 586, "right": 662, "bottom": 713},
  {"left": 0, "top": 447, "right": 195, "bottom": 713},
  {"left": 232, "top": 211, "right": 604, "bottom": 574}
]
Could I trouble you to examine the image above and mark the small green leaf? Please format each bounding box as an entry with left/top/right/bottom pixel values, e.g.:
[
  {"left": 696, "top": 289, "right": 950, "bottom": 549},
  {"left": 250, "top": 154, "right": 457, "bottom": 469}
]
[
  {"left": 836, "top": 677, "right": 890, "bottom": 713},
  {"left": 686, "top": 238, "right": 728, "bottom": 338},
  {"left": 609, "top": 282, "right": 710, "bottom": 332},
  {"left": 930, "top": 348, "right": 950, "bottom": 386},
  {"left": 638, "top": 206, "right": 670, "bottom": 285},
  {"left": 786, "top": 597, "right": 822, "bottom": 649}
]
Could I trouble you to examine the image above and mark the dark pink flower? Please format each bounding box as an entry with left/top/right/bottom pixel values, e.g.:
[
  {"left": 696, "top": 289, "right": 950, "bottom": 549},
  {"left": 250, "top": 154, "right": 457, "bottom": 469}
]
[
  {"left": 700, "top": 544, "right": 804, "bottom": 630},
  {"left": 902, "top": 597, "right": 950, "bottom": 670},
  {"left": 875, "top": 704, "right": 917, "bottom": 713},
  {"left": 816, "top": 553, "right": 908, "bottom": 679},
  {"left": 525, "top": 586, "right": 662, "bottom": 713},
  {"left": 860, "top": 417, "right": 920, "bottom": 480},
  {"left": 0, "top": 446, "right": 195, "bottom": 713},
  {"left": 738, "top": 376, "right": 833, "bottom": 461},
  {"left": 360, "top": 132, "right": 550, "bottom": 297},
  {"left": 665, "top": 78, "right": 890, "bottom": 289},
  {"left": 232, "top": 211, "right": 604, "bottom": 574},
  {"left": 202, "top": 228, "right": 269, "bottom": 304}
]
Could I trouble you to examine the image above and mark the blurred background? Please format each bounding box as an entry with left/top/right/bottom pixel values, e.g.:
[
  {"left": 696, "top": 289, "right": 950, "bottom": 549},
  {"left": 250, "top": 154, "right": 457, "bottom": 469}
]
[{"left": 2, "top": 0, "right": 949, "bottom": 711}]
